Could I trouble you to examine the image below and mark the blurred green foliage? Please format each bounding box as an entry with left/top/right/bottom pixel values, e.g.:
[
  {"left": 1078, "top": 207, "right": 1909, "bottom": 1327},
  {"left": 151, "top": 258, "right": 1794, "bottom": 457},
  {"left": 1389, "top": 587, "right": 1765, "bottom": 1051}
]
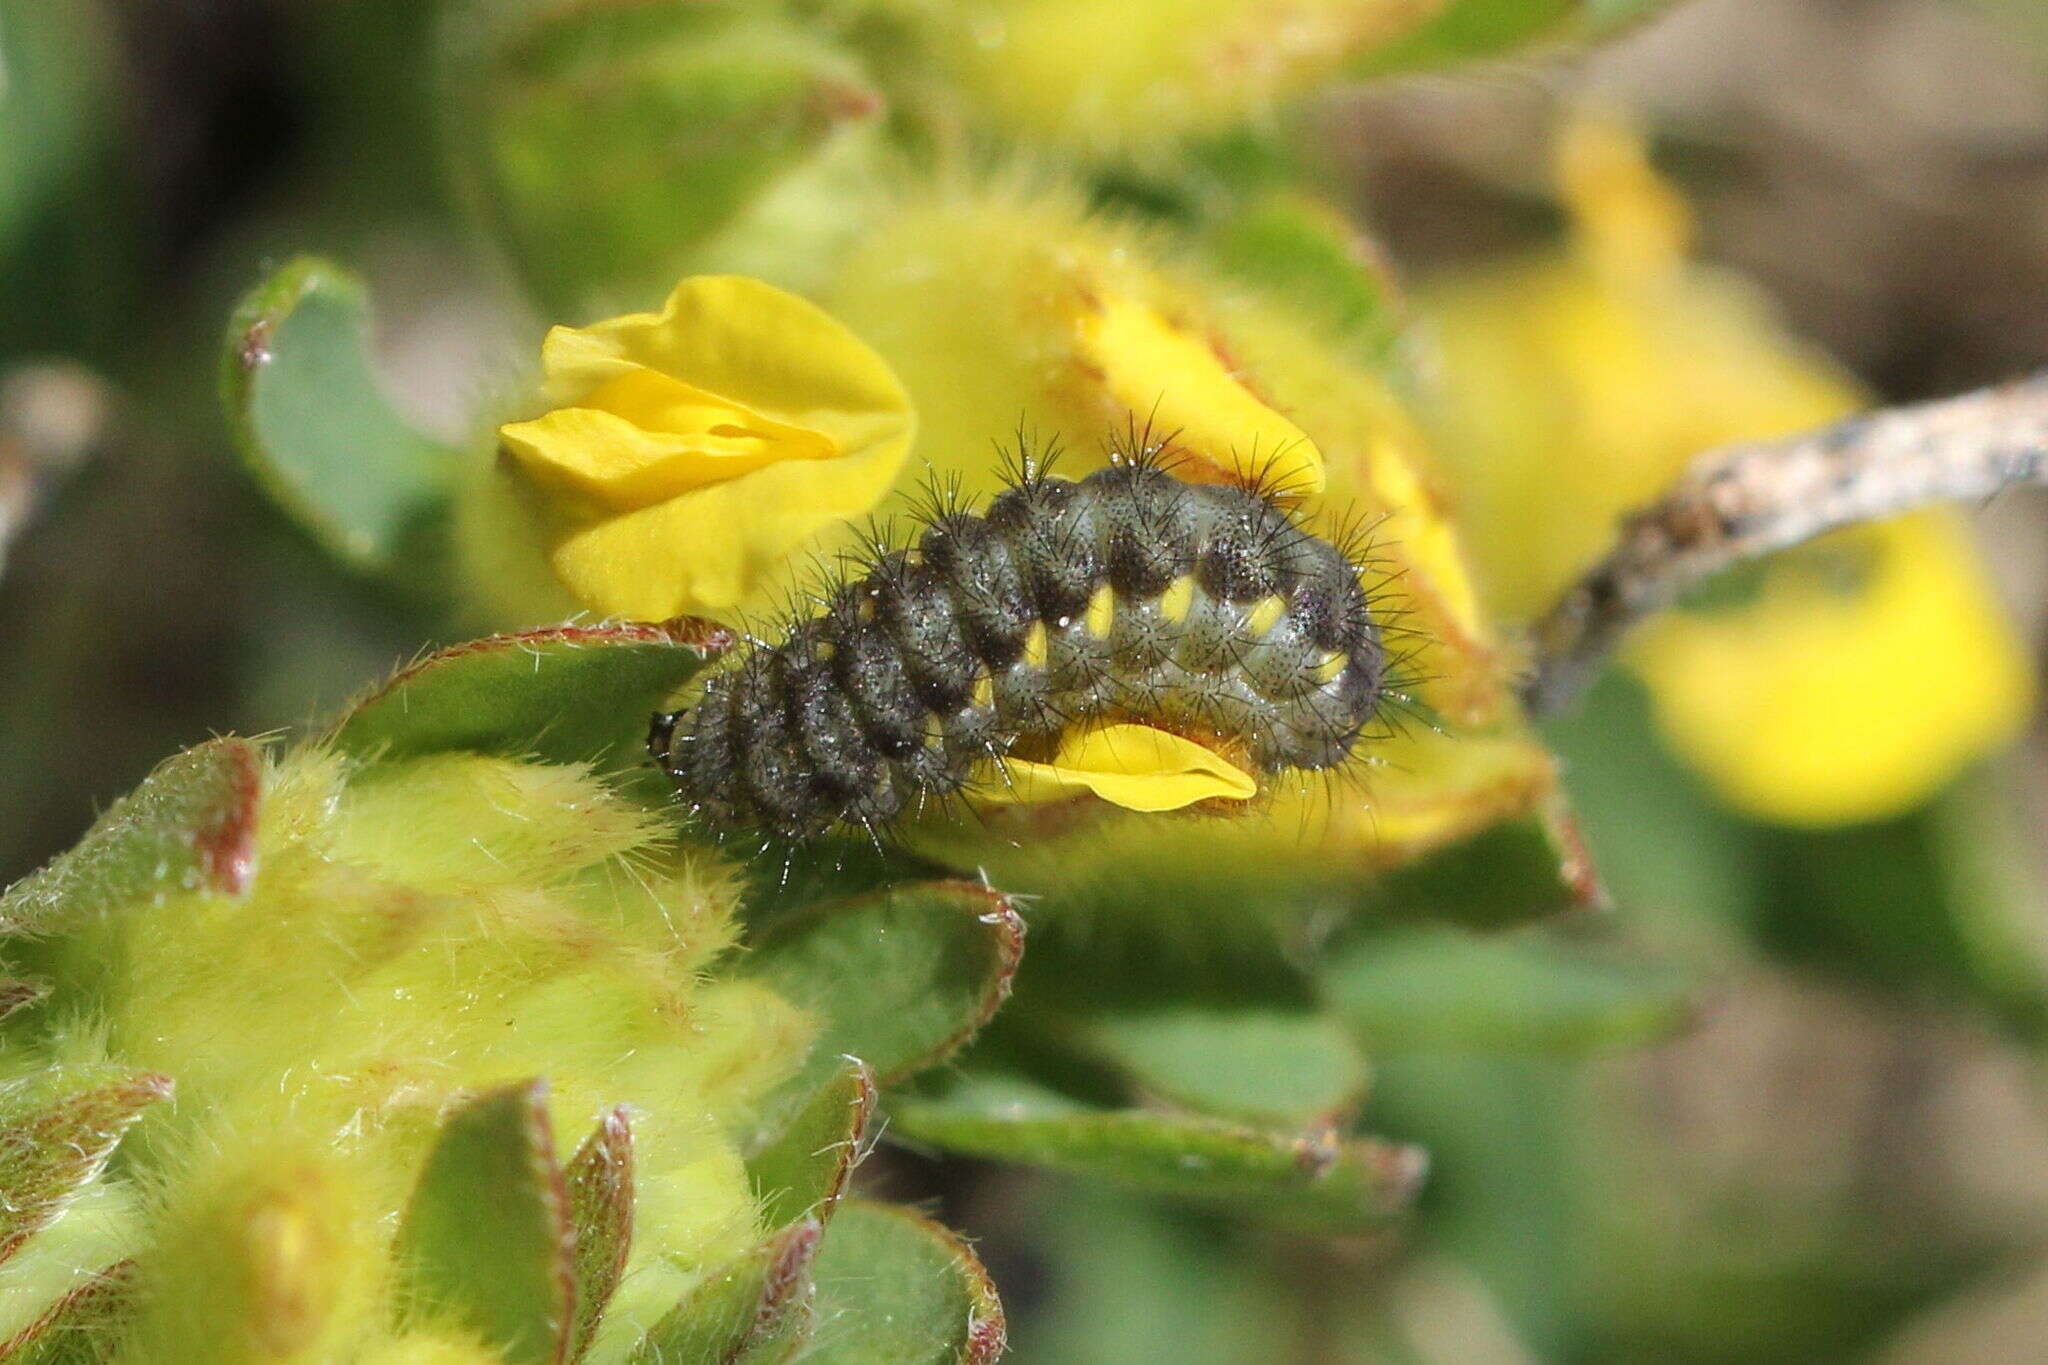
[{"left": 5, "top": 0, "right": 2048, "bottom": 1361}]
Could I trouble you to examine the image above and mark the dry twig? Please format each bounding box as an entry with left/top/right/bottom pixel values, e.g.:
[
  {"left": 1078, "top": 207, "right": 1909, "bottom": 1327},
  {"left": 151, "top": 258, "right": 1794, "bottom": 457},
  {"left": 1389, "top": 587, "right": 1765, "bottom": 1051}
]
[{"left": 1523, "top": 370, "right": 2048, "bottom": 716}]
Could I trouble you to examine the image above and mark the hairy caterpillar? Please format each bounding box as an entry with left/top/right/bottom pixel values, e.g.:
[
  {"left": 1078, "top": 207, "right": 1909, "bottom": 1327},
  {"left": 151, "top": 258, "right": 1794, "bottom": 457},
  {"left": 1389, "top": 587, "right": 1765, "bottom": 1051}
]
[{"left": 649, "top": 454, "right": 1392, "bottom": 841}]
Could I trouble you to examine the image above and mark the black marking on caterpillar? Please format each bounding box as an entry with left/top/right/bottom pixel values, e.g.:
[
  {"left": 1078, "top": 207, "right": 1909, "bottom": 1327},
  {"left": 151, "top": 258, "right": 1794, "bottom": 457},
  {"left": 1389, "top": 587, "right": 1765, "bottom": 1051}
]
[{"left": 650, "top": 453, "right": 1397, "bottom": 842}]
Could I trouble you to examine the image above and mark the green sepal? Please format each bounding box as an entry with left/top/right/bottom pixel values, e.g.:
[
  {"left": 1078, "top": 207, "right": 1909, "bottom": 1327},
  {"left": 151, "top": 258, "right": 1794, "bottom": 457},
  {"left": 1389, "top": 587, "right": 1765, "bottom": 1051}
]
[
  {"left": 1320, "top": 925, "right": 1694, "bottom": 1053},
  {"left": 0, "top": 1068, "right": 170, "bottom": 1266},
  {"left": 743, "top": 882, "right": 1023, "bottom": 1147},
  {"left": 800, "top": 1199, "right": 1006, "bottom": 1365},
  {"left": 392, "top": 1080, "right": 574, "bottom": 1365},
  {"left": 630, "top": 1216, "right": 821, "bottom": 1365},
  {"left": 0, "top": 737, "right": 262, "bottom": 936},
  {"left": 890, "top": 1070, "right": 1424, "bottom": 1235},
  {"left": 564, "top": 1107, "right": 633, "bottom": 1364},
  {"left": 0, "top": 1261, "right": 134, "bottom": 1364},
  {"left": 329, "top": 618, "right": 731, "bottom": 772},
  {"left": 747, "top": 1057, "right": 875, "bottom": 1231},
  {"left": 221, "top": 256, "right": 459, "bottom": 585}
]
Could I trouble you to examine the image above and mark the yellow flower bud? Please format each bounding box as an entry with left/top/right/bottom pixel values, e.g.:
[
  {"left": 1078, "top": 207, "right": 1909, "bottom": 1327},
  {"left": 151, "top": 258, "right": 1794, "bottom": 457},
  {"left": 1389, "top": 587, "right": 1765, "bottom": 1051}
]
[{"left": 498, "top": 275, "right": 915, "bottom": 620}]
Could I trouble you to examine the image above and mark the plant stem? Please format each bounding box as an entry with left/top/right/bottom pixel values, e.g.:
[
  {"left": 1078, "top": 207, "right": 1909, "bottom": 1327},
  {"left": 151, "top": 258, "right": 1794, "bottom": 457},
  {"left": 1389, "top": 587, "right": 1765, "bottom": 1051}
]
[{"left": 1523, "top": 370, "right": 2048, "bottom": 716}]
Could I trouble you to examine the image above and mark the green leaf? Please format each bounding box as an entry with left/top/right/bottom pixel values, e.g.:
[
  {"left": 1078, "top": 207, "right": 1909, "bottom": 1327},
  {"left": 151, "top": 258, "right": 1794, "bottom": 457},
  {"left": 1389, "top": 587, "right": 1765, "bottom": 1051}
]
[
  {"left": 564, "top": 1108, "right": 633, "bottom": 1364},
  {"left": 1320, "top": 926, "right": 1693, "bottom": 1053},
  {"left": 0, "top": 0, "right": 117, "bottom": 262},
  {"left": 1204, "top": 192, "right": 1404, "bottom": 364},
  {"left": 800, "top": 1200, "right": 1005, "bottom": 1365},
  {"left": 0, "top": 737, "right": 263, "bottom": 936},
  {"left": 393, "top": 1080, "right": 573, "bottom": 1365},
  {"left": 221, "top": 256, "right": 458, "bottom": 580},
  {"left": 1077, "top": 1005, "right": 1371, "bottom": 1129},
  {"left": 1349, "top": 0, "right": 1673, "bottom": 77},
  {"left": 1365, "top": 798, "right": 1604, "bottom": 930},
  {"left": 443, "top": 2, "right": 884, "bottom": 317},
  {"left": 631, "top": 1217, "right": 821, "bottom": 1365},
  {"left": 329, "top": 619, "right": 731, "bottom": 771},
  {"left": 0, "top": 1261, "right": 134, "bottom": 1364},
  {"left": 744, "top": 882, "right": 1023, "bottom": 1144},
  {"left": 0, "top": 1069, "right": 170, "bottom": 1266},
  {"left": 747, "top": 1058, "right": 875, "bottom": 1230},
  {"left": 890, "top": 1071, "right": 1425, "bottom": 1235}
]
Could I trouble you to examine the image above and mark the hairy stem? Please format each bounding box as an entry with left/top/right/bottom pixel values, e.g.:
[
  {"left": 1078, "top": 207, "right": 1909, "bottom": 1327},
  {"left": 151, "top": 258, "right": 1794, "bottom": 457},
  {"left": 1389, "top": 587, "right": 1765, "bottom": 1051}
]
[{"left": 1523, "top": 370, "right": 2048, "bottom": 716}]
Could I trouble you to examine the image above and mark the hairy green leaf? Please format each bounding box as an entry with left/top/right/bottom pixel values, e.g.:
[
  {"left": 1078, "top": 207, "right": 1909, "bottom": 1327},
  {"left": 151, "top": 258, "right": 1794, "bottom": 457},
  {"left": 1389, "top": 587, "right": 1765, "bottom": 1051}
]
[
  {"left": 0, "top": 738, "right": 262, "bottom": 937},
  {"left": 631, "top": 1217, "right": 820, "bottom": 1365},
  {"left": 0, "top": 1069, "right": 169, "bottom": 1266},
  {"left": 800, "top": 1200, "right": 1005, "bottom": 1365},
  {"left": 747, "top": 1058, "right": 875, "bottom": 1231},
  {"left": 393, "top": 1081, "right": 573, "bottom": 1364},
  {"left": 330, "top": 619, "right": 731, "bottom": 771},
  {"left": 891, "top": 1071, "right": 1424, "bottom": 1235},
  {"left": 745, "top": 882, "right": 1022, "bottom": 1145}
]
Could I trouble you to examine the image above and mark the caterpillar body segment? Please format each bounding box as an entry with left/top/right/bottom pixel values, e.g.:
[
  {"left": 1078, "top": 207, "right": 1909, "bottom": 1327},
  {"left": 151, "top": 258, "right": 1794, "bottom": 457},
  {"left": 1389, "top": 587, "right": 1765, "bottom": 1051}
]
[{"left": 651, "top": 461, "right": 1388, "bottom": 840}]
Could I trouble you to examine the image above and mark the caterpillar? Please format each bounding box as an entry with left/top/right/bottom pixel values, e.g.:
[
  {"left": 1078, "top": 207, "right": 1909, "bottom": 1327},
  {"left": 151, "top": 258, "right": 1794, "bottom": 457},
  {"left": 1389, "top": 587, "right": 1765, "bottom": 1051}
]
[{"left": 649, "top": 454, "right": 1391, "bottom": 842}]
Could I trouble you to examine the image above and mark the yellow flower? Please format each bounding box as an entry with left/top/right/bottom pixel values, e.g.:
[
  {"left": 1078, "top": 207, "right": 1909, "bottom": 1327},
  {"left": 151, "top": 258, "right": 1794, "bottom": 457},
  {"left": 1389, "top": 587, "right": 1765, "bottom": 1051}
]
[
  {"left": 1417, "top": 108, "right": 2032, "bottom": 825},
  {"left": 498, "top": 274, "right": 915, "bottom": 620},
  {"left": 821, "top": 186, "right": 1548, "bottom": 842},
  {"left": 1632, "top": 514, "right": 2033, "bottom": 826}
]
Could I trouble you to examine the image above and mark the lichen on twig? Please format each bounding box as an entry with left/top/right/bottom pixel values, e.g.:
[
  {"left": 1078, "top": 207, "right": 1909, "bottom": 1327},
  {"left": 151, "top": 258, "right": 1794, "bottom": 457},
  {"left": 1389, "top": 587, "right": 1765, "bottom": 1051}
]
[{"left": 1523, "top": 370, "right": 2048, "bottom": 716}]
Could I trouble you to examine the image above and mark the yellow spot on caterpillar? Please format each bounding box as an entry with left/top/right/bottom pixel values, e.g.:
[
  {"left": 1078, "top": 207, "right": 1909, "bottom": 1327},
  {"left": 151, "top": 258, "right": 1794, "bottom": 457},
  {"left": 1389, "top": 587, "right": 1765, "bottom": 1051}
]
[
  {"left": 1086, "top": 582, "right": 1116, "bottom": 637},
  {"left": 814, "top": 640, "right": 836, "bottom": 662},
  {"left": 1314, "top": 651, "right": 1346, "bottom": 683},
  {"left": 924, "top": 712, "right": 947, "bottom": 747},
  {"left": 857, "top": 595, "right": 878, "bottom": 622},
  {"left": 1245, "top": 595, "right": 1286, "bottom": 636},
  {"left": 1023, "top": 620, "right": 1049, "bottom": 669},
  {"left": 972, "top": 672, "right": 995, "bottom": 709},
  {"left": 1159, "top": 575, "right": 1196, "bottom": 623}
]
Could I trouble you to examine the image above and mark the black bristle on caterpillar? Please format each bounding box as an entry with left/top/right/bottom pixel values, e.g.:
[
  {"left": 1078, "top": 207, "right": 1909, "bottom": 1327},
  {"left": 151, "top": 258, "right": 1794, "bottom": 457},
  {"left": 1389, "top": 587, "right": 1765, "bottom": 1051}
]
[{"left": 650, "top": 456, "right": 1391, "bottom": 841}]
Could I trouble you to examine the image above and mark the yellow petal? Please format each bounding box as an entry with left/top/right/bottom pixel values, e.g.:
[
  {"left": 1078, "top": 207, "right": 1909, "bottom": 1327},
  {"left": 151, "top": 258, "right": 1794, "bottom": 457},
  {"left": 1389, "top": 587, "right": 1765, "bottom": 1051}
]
[
  {"left": 1075, "top": 290, "right": 1325, "bottom": 497},
  {"left": 1630, "top": 512, "right": 2034, "bottom": 826},
  {"left": 969, "top": 723, "right": 1258, "bottom": 813},
  {"left": 546, "top": 419, "right": 911, "bottom": 619},
  {"left": 498, "top": 275, "right": 915, "bottom": 619},
  {"left": 538, "top": 275, "right": 911, "bottom": 425},
  {"left": 500, "top": 377, "right": 836, "bottom": 513}
]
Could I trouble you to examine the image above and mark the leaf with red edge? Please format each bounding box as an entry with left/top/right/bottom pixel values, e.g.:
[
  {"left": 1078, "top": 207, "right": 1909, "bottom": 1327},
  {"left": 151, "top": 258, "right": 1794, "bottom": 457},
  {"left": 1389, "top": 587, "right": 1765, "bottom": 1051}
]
[
  {"left": 630, "top": 1216, "right": 822, "bottom": 1365},
  {"left": 0, "top": 1261, "right": 135, "bottom": 1364},
  {"left": 0, "top": 1069, "right": 171, "bottom": 1267},
  {"left": 744, "top": 882, "right": 1023, "bottom": 1147},
  {"left": 564, "top": 1107, "right": 633, "bottom": 1364},
  {"left": 799, "top": 1200, "right": 1006, "bottom": 1365},
  {"left": 329, "top": 619, "right": 732, "bottom": 772},
  {"left": 747, "top": 1058, "right": 875, "bottom": 1231},
  {"left": 0, "top": 738, "right": 262, "bottom": 936},
  {"left": 393, "top": 1081, "right": 574, "bottom": 1365}
]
